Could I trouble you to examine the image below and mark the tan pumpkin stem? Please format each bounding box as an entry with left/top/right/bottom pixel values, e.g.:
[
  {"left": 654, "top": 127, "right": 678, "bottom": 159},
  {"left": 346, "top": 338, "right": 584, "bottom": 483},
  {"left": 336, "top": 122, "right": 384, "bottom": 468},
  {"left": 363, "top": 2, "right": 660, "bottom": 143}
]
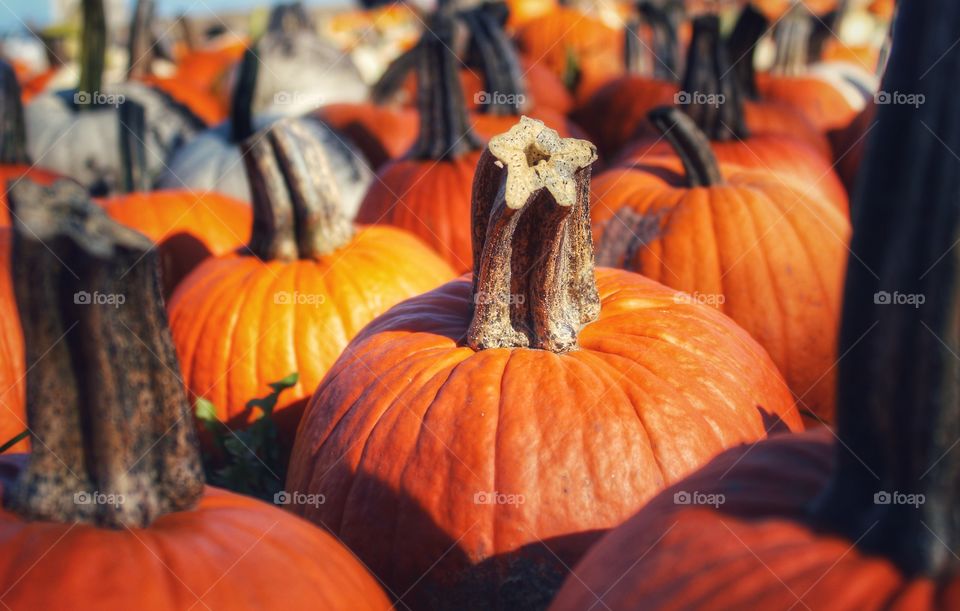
[
  {"left": 0, "top": 60, "right": 28, "bottom": 165},
  {"left": 648, "top": 106, "right": 722, "bottom": 187},
  {"left": 5, "top": 179, "right": 204, "bottom": 529},
  {"left": 78, "top": 0, "right": 106, "bottom": 111},
  {"left": 680, "top": 15, "right": 748, "bottom": 141},
  {"left": 126, "top": 0, "right": 155, "bottom": 79},
  {"left": 244, "top": 118, "right": 353, "bottom": 261},
  {"left": 467, "top": 117, "right": 599, "bottom": 353},
  {"left": 772, "top": 3, "right": 813, "bottom": 76}
]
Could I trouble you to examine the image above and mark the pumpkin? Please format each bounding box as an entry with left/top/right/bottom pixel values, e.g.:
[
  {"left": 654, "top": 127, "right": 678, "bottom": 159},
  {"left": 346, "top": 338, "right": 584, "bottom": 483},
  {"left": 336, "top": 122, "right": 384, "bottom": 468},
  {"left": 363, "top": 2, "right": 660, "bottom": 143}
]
[
  {"left": 156, "top": 47, "right": 373, "bottom": 218},
  {"left": 595, "top": 107, "right": 849, "bottom": 424},
  {"left": 97, "top": 100, "right": 251, "bottom": 296},
  {"left": 514, "top": 6, "right": 623, "bottom": 98},
  {"left": 355, "top": 16, "right": 487, "bottom": 272},
  {"left": 0, "top": 231, "right": 25, "bottom": 452},
  {"left": 313, "top": 102, "right": 418, "bottom": 170},
  {"left": 225, "top": 2, "right": 368, "bottom": 117},
  {"left": 0, "top": 59, "right": 61, "bottom": 228},
  {"left": 571, "top": 1, "right": 682, "bottom": 158},
  {"left": 752, "top": 0, "right": 838, "bottom": 20},
  {"left": 168, "top": 117, "right": 454, "bottom": 452},
  {"left": 505, "top": 0, "right": 557, "bottom": 28},
  {"left": 24, "top": 0, "right": 203, "bottom": 196},
  {"left": 287, "top": 116, "right": 802, "bottom": 610},
  {"left": 552, "top": 5, "right": 959, "bottom": 605},
  {"left": 619, "top": 16, "right": 848, "bottom": 214},
  {"left": 0, "top": 178, "right": 390, "bottom": 610}
]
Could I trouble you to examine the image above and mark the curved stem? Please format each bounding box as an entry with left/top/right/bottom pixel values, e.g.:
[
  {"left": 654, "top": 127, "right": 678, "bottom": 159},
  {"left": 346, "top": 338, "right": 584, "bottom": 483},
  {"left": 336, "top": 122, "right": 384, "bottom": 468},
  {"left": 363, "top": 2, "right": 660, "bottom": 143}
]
[
  {"left": 118, "top": 100, "right": 149, "bottom": 193},
  {"left": 371, "top": 44, "right": 420, "bottom": 105},
  {"left": 243, "top": 118, "right": 353, "bottom": 261},
  {"left": 409, "top": 15, "right": 481, "bottom": 160},
  {"left": 126, "top": 0, "right": 155, "bottom": 79},
  {"left": 5, "top": 179, "right": 204, "bottom": 528},
  {"left": 727, "top": 5, "right": 767, "bottom": 100},
  {"left": 78, "top": 0, "right": 106, "bottom": 110},
  {"left": 462, "top": 5, "right": 528, "bottom": 116},
  {"left": 811, "top": 0, "right": 960, "bottom": 577},
  {"left": 626, "top": 2, "right": 680, "bottom": 80},
  {"left": 467, "top": 117, "right": 599, "bottom": 353},
  {"left": 230, "top": 46, "right": 259, "bottom": 143},
  {"left": 648, "top": 106, "right": 722, "bottom": 187},
  {"left": 771, "top": 3, "right": 813, "bottom": 76},
  {"left": 680, "top": 15, "right": 748, "bottom": 141},
  {"left": 0, "top": 60, "right": 29, "bottom": 165}
]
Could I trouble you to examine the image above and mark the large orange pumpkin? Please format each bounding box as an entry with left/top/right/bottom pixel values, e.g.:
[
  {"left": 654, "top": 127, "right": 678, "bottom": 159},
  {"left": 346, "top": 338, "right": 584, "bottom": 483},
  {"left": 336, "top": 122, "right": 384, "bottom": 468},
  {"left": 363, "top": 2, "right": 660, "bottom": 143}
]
[
  {"left": 97, "top": 100, "right": 251, "bottom": 296},
  {"left": 168, "top": 118, "right": 454, "bottom": 449},
  {"left": 553, "top": 6, "right": 959, "bottom": 602},
  {"left": 288, "top": 116, "right": 802, "bottom": 610},
  {"left": 594, "top": 108, "right": 849, "bottom": 424},
  {"left": 0, "top": 231, "right": 24, "bottom": 452},
  {"left": 0, "top": 178, "right": 390, "bottom": 610}
]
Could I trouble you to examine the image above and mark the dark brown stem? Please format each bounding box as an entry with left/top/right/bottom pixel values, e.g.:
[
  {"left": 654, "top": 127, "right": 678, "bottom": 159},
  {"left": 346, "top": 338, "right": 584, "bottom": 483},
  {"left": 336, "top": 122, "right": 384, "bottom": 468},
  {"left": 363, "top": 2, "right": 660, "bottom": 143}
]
[
  {"left": 371, "top": 43, "right": 420, "bottom": 105},
  {"left": 78, "top": 0, "right": 106, "bottom": 110},
  {"left": 726, "top": 5, "right": 767, "bottom": 100},
  {"left": 809, "top": 0, "right": 848, "bottom": 61},
  {"left": 5, "top": 179, "right": 203, "bottom": 528},
  {"left": 626, "top": 2, "right": 680, "bottom": 80},
  {"left": 648, "top": 106, "right": 722, "bottom": 187},
  {"left": 462, "top": 5, "right": 528, "bottom": 116},
  {"left": 409, "top": 15, "right": 482, "bottom": 160},
  {"left": 679, "top": 15, "right": 748, "bottom": 141},
  {"left": 118, "top": 100, "right": 149, "bottom": 193},
  {"left": 267, "top": 2, "right": 313, "bottom": 36},
  {"left": 126, "top": 0, "right": 155, "bottom": 79},
  {"left": 230, "top": 46, "right": 258, "bottom": 143},
  {"left": 467, "top": 117, "right": 599, "bottom": 353},
  {"left": 39, "top": 33, "right": 66, "bottom": 69},
  {"left": 811, "top": 0, "right": 960, "bottom": 577},
  {"left": 0, "top": 60, "right": 29, "bottom": 165},
  {"left": 771, "top": 3, "right": 813, "bottom": 76},
  {"left": 243, "top": 118, "right": 353, "bottom": 261}
]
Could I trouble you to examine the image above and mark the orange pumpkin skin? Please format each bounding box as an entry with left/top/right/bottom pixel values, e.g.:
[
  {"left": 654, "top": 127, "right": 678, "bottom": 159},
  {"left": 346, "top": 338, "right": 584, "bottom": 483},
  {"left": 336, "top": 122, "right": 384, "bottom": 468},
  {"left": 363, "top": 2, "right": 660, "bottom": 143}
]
[
  {"left": 177, "top": 43, "right": 247, "bottom": 91},
  {"left": 743, "top": 100, "right": 834, "bottom": 159},
  {"left": 505, "top": 0, "right": 557, "bottom": 28},
  {"left": 591, "top": 162, "right": 849, "bottom": 423},
  {"left": 286, "top": 269, "right": 802, "bottom": 609},
  {"left": 315, "top": 103, "right": 419, "bottom": 169},
  {"left": 355, "top": 151, "right": 484, "bottom": 273},
  {"left": 99, "top": 191, "right": 252, "bottom": 296},
  {"left": 753, "top": 0, "right": 838, "bottom": 19},
  {"left": 618, "top": 134, "right": 849, "bottom": 215},
  {"left": 757, "top": 71, "right": 865, "bottom": 133},
  {"left": 0, "top": 455, "right": 391, "bottom": 611},
  {"left": 140, "top": 74, "right": 227, "bottom": 126},
  {"left": 472, "top": 108, "right": 583, "bottom": 141},
  {"left": 168, "top": 225, "right": 455, "bottom": 440},
  {"left": 0, "top": 232, "right": 25, "bottom": 452},
  {"left": 551, "top": 428, "right": 949, "bottom": 611}
]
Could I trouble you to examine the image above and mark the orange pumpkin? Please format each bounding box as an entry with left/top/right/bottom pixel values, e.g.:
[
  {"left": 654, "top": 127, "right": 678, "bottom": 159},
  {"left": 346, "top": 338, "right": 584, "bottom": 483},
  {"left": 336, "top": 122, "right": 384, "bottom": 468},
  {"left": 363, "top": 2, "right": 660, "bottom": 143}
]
[
  {"left": 594, "top": 108, "right": 849, "bottom": 424},
  {"left": 0, "top": 231, "right": 24, "bottom": 452},
  {"left": 314, "top": 102, "right": 418, "bottom": 170},
  {"left": 168, "top": 118, "right": 454, "bottom": 449},
  {"left": 0, "top": 178, "right": 390, "bottom": 610},
  {"left": 553, "top": 8, "right": 958, "bottom": 601},
  {"left": 288, "top": 116, "right": 802, "bottom": 610}
]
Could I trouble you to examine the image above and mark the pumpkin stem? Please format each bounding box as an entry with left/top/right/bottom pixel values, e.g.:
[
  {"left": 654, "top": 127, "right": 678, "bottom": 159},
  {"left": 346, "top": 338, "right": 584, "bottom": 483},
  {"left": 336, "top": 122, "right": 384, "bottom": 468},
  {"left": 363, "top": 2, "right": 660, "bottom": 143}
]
[
  {"left": 409, "top": 15, "right": 482, "bottom": 160},
  {"left": 371, "top": 43, "right": 420, "bottom": 105},
  {"left": 176, "top": 13, "right": 197, "bottom": 52},
  {"left": 648, "top": 106, "right": 722, "bottom": 187},
  {"left": 771, "top": 3, "right": 812, "bottom": 76},
  {"left": 726, "top": 4, "right": 767, "bottom": 100},
  {"left": 230, "top": 46, "right": 259, "bottom": 143},
  {"left": 244, "top": 118, "right": 353, "bottom": 261},
  {"left": 4, "top": 179, "right": 204, "bottom": 529},
  {"left": 467, "top": 117, "right": 599, "bottom": 353},
  {"left": 267, "top": 2, "right": 313, "bottom": 38},
  {"left": 126, "top": 0, "right": 155, "bottom": 79},
  {"left": 679, "top": 15, "right": 749, "bottom": 142},
  {"left": 0, "top": 60, "right": 29, "bottom": 165},
  {"left": 811, "top": 0, "right": 960, "bottom": 577},
  {"left": 626, "top": 2, "right": 680, "bottom": 80},
  {"left": 118, "top": 100, "right": 150, "bottom": 193},
  {"left": 461, "top": 4, "right": 529, "bottom": 116},
  {"left": 78, "top": 0, "right": 106, "bottom": 111}
]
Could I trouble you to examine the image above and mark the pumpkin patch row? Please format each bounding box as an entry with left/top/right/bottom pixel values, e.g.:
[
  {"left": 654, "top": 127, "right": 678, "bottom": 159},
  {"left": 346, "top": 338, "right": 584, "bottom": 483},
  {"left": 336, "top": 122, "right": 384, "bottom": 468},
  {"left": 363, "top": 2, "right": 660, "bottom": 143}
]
[{"left": 0, "top": 0, "right": 930, "bottom": 609}]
